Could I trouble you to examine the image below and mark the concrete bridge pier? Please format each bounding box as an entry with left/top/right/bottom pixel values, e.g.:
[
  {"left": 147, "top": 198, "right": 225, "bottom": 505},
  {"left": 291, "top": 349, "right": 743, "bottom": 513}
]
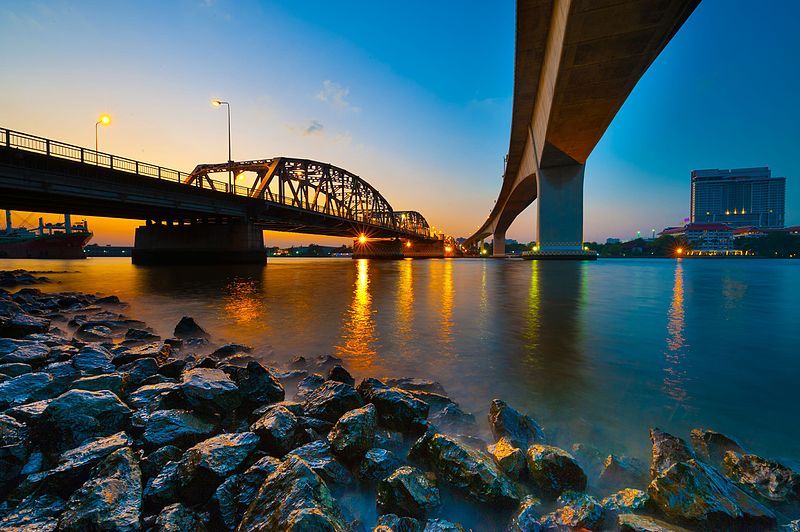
[
  {"left": 526, "top": 163, "right": 595, "bottom": 260},
  {"left": 492, "top": 230, "right": 506, "bottom": 258},
  {"left": 352, "top": 238, "right": 445, "bottom": 259},
  {"left": 132, "top": 220, "right": 266, "bottom": 265}
]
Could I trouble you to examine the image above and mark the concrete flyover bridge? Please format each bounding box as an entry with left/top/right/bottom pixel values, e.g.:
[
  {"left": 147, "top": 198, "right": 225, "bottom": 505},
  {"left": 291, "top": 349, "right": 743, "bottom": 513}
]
[
  {"left": 464, "top": 0, "right": 700, "bottom": 258},
  {"left": 0, "top": 127, "right": 440, "bottom": 264}
]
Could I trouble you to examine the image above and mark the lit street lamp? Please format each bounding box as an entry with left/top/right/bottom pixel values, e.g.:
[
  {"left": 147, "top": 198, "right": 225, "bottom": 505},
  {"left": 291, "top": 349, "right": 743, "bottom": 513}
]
[
  {"left": 211, "top": 99, "right": 233, "bottom": 190},
  {"left": 95, "top": 114, "right": 111, "bottom": 164}
]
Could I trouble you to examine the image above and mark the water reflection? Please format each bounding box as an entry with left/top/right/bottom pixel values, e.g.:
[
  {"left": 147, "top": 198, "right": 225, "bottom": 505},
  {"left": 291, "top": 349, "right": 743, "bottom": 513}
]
[
  {"left": 664, "top": 260, "right": 689, "bottom": 405},
  {"left": 223, "top": 278, "right": 264, "bottom": 326},
  {"left": 438, "top": 260, "right": 454, "bottom": 354},
  {"left": 396, "top": 259, "right": 414, "bottom": 351},
  {"left": 335, "top": 259, "right": 377, "bottom": 370}
]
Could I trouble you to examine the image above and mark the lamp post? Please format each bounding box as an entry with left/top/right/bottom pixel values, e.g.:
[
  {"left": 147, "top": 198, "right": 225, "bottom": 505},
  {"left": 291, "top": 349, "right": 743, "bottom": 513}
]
[
  {"left": 95, "top": 114, "right": 111, "bottom": 165},
  {"left": 211, "top": 99, "right": 233, "bottom": 191}
]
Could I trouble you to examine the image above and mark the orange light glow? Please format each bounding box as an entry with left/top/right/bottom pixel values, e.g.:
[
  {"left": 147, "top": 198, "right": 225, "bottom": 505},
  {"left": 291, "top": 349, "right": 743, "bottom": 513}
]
[
  {"left": 676, "top": 247, "right": 684, "bottom": 255},
  {"left": 211, "top": 99, "right": 221, "bottom": 107},
  {"left": 405, "top": 241, "right": 412, "bottom": 248},
  {"left": 357, "top": 234, "right": 367, "bottom": 244},
  {"left": 98, "top": 114, "right": 111, "bottom": 125},
  {"left": 444, "top": 245, "right": 453, "bottom": 253}
]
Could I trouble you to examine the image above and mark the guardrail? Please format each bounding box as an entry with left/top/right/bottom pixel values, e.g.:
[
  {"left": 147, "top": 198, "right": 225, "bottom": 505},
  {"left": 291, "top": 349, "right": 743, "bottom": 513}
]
[{"left": 0, "top": 126, "right": 434, "bottom": 237}]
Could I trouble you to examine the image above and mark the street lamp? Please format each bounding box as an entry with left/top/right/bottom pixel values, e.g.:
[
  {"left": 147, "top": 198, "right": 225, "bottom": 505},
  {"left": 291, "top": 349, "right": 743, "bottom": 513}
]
[
  {"left": 211, "top": 99, "right": 233, "bottom": 191},
  {"left": 95, "top": 114, "right": 111, "bottom": 164}
]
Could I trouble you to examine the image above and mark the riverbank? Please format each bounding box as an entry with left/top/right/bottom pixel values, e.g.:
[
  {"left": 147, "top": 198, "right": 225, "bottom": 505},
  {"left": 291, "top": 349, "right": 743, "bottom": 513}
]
[{"left": 1, "top": 268, "right": 798, "bottom": 530}]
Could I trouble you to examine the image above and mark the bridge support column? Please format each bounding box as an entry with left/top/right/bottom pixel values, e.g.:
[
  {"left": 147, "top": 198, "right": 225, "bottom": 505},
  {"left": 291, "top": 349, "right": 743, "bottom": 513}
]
[
  {"left": 492, "top": 230, "right": 506, "bottom": 258},
  {"left": 527, "top": 163, "right": 596, "bottom": 260},
  {"left": 132, "top": 220, "right": 266, "bottom": 265}
]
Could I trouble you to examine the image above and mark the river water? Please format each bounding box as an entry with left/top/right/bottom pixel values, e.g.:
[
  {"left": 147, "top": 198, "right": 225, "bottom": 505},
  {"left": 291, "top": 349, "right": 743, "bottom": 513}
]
[{"left": 4, "top": 257, "right": 798, "bottom": 472}]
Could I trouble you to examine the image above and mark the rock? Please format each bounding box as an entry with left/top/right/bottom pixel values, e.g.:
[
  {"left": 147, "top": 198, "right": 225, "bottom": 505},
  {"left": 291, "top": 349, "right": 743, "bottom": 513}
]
[
  {"left": 0, "top": 371, "right": 56, "bottom": 409},
  {"left": 509, "top": 496, "right": 542, "bottom": 531},
  {"left": 211, "top": 456, "right": 281, "bottom": 530},
  {"left": 0, "top": 341, "right": 49, "bottom": 366},
  {"left": 525, "top": 444, "right": 586, "bottom": 500},
  {"left": 37, "top": 389, "right": 131, "bottom": 454},
  {"left": 617, "top": 513, "right": 693, "bottom": 532},
  {"left": 225, "top": 361, "right": 284, "bottom": 406},
  {"left": 0, "top": 493, "right": 66, "bottom": 530},
  {"left": 96, "top": 294, "right": 122, "bottom": 304},
  {"left": 118, "top": 357, "right": 160, "bottom": 389},
  {"left": 358, "top": 378, "right": 428, "bottom": 432},
  {"left": 125, "top": 327, "right": 160, "bottom": 341},
  {"left": 144, "top": 461, "right": 181, "bottom": 510},
  {"left": 57, "top": 447, "right": 142, "bottom": 531},
  {"left": 158, "top": 358, "right": 187, "bottom": 379},
  {"left": 601, "top": 488, "right": 651, "bottom": 513},
  {"left": 178, "top": 368, "right": 241, "bottom": 414},
  {"left": 377, "top": 466, "right": 441, "bottom": 519},
  {"left": 71, "top": 373, "right": 124, "bottom": 395},
  {"left": 237, "top": 455, "right": 346, "bottom": 531},
  {"left": 41, "top": 360, "right": 79, "bottom": 392},
  {"left": 112, "top": 342, "right": 172, "bottom": 366},
  {"left": 423, "top": 519, "right": 465, "bottom": 531},
  {"left": 142, "top": 445, "right": 183, "bottom": 480},
  {"left": 0, "top": 362, "right": 33, "bottom": 377},
  {"left": 304, "top": 380, "right": 364, "bottom": 423},
  {"left": 0, "top": 312, "right": 50, "bottom": 338},
  {"left": 210, "top": 343, "right": 253, "bottom": 359},
  {"left": 143, "top": 409, "right": 219, "bottom": 449},
  {"left": 0, "top": 413, "right": 27, "bottom": 445},
  {"left": 598, "top": 454, "right": 648, "bottom": 490},
  {"left": 327, "top": 364, "right": 355, "bottom": 386},
  {"left": 289, "top": 356, "right": 307, "bottom": 369},
  {"left": 409, "top": 430, "right": 519, "bottom": 505},
  {"left": 488, "top": 399, "right": 545, "bottom": 449},
  {"left": 375, "top": 429, "right": 405, "bottom": 453},
  {"left": 722, "top": 450, "right": 800, "bottom": 503},
  {"left": 126, "top": 381, "right": 179, "bottom": 410},
  {"left": 0, "top": 441, "right": 27, "bottom": 494},
  {"left": 310, "top": 354, "right": 344, "bottom": 373},
  {"left": 74, "top": 323, "right": 114, "bottom": 342},
  {"left": 174, "top": 431, "right": 260, "bottom": 504},
  {"left": 691, "top": 428, "right": 745, "bottom": 468},
  {"left": 174, "top": 316, "right": 209, "bottom": 339},
  {"left": 374, "top": 513, "right": 423, "bottom": 531},
  {"left": 288, "top": 440, "right": 354, "bottom": 486},
  {"left": 155, "top": 503, "right": 208, "bottom": 531},
  {"left": 539, "top": 491, "right": 604, "bottom": 530},
  {"left": 358, "top": 448, "right": 403, "bottom": 482},
  {"left": 252, "top": 400, "right": 304, "bottom": 420},
  {"left": 328, "top": 403, "right": 377, "bottom": 462},
  {"left": 250, "top": 405, "right": 301, "bottom": 456},
  {"left": 649, "top": 428, "right": 695, "bottom": 479},
  {"left": 384, "top": 378, "right": 447, "bottom": 395},
  {"left": 5, "top": 398, "right": 52, "bottom": 423},
  {"left": 428, "top": 403, "right": 476, "bottom": 433},
  {"left": 487, "top": 438, "right": 525, "bottom": 482},
  {"left": 647, "top": 458, "right": 776, "bottom": 529},
  {"left": 296, "top": 373, "right": 326, "bottom": 400}
]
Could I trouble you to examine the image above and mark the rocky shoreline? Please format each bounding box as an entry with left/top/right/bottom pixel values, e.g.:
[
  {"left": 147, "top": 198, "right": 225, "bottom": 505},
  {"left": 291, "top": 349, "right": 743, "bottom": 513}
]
[{"left": 0, "top": 268, "right": 798, "bottom": 531}]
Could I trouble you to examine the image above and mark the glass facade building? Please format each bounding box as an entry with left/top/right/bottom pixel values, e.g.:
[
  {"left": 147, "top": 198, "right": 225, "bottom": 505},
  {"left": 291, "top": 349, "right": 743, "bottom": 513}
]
[{"left": 690, "top": 167, "right": 785, "bottom": 228}]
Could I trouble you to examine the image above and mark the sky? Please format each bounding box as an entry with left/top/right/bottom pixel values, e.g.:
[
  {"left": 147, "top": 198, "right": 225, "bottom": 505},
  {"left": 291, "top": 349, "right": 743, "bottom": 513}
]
[{"left": 1, "top": 0, "right": 798, "bottom": 246}]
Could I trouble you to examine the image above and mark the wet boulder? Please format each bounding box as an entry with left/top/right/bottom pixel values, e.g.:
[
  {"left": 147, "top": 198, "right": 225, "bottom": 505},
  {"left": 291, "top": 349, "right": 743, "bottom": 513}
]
[
  {"left": 691, "top": 428, "right": 745, "bottom": 468},
  {"left": 487, "top": 436, "right": 526, "bottom": 479},
  {"left": 37, "top": 389, "right": 131, "bottom": 455},
  {"left": 617, "top": 513, "right": 693, "bottom": 532},
  {"left": 141, "top": 445, "right": 183, "bottom": 480},
  {"left": 598, "top": 454, "right": 648, "bottom": 490},
  {"left": 71, "top": 373, "right": 124, "bottom": 395},
  {"left": 539, "top": 491, "right": 604, "bottom": 530},
  {"left": 144, "top": 460, "right": 181, "bottom": 510},
  {"left": 429, "top": 403, "right": 476, "bottom": 434},
  {"left": 237, "top": 455, "right": 346, "bottom": 531},
  {"left": 74, "top": 323, "right": 113, "bottom": 342},
  {"left": 304, "top": 380, "right": 364, "bottom": 423},
  {"left": 377, "top": 466, "right": 441, "bottom": 519},
  {"left": 211, "top": 455, "right": 281, "bottom": 530},
  {"left": 177, "top": 367, "right": 241, "bottom": 414},
  {"left": 118, "top": 357, "right": 160, "bottom": 389},
  {"left": 722, "top": 451, "right": 800, "bottom": 503},
  {"left": 5, "top": 397, "right": 52, "bottom": 424},
  {"left": 374, "top": 513, "right": 423, "bottom": 531},
  {"left": 509, "top": 496, "right": 542, "bottom": 532},
  {"left": 649, "top": 428, "right": 695, "bottom": 479},
  {"left": 250, "top": 405, "right": 301, "bottom": 456},
  {"left": 295, "top": 373, "right": 325, "bottom": 400},
  {"left": 142, "top": 409, "right": 218, "bottom": 449},
  {"left": 57, "top": 447, "right": 142, "bottom": 531},
  {"left": 126, "top": 381, "right": 179, "bottom": 411},
  {"left": 601, "top": 488, "right": 651, "bottom": 513},
  {"left": 112, "top": 342, "right": 172, "bottom": 366},
  {"left": 0, "top": 340, "right": 50, "bottom": 366},
  {"left": 125, "top": 327, "right": 160, "bottom": 341},
  {"left": 0, "top": 493, "right": 66, "bottom": 530},
  {"left": 327, "top": 364, "right": 355, "bottom": 386},
  {"left": 647, "top": 458, "right": 776, "bottom": 529},
  {"left": 158, "top": 358, "right": 187, "bottom": 379},
  {"left": 0, "top": 362, "right": 33, "bottom": 377},
  {"left": 526, "top": 444, "right": 587, "bottom": 500},
  {"left": 409, "top": 430, "right": 520, "bottom": 505},
  {"left": 0, "top": 412, "right": 27, "bottom": 445},
  {"left": 423, "top": 519, "right": 466, "bottom": 531},
  {"left": 358, "top": 447, "right": 403, "bottom": 483},
  {"left": 0, "top": 313, "right": 50, "bottom": 338},
  {"left": 224, "top": 360, "right": 284, "bottom": 406},
  {"left": 155, "top": 503, "right": 208, "bottom": 531},
  {"left": 328, "top": 403, "right": 377, "bottom": 462},
  {"left": 488, "top": 399, "right": 545, "bottom": 449},
  {"left": 0, "top": 439, "right": 27, "bottom": 494},
  {"left": 384, "top": 377, "right": 447, "bottom": 395},
  {"left": 173, "top": 316, "right": 209, "bottom": 339},
  {"left": 288, "top": 439, "right": 354, "bottom": 486},
  {"left": 0, "top": 371, "right": 56, "bottom": 408},
  {"left": 358, "top": 378, "right": 428, "bottom": 432}
]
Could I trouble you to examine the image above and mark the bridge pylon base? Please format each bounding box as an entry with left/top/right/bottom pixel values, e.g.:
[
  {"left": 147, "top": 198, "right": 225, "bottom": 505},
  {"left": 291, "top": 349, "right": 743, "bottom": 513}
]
[
  {"left": 522, "top": 250, "right": 597, "bottom": 261},
  {"left": 352, "top": 239, "right": 445, "bottom": 259},
  {"left": 132, "top": 221, "right": 266, "bottom": 265}
]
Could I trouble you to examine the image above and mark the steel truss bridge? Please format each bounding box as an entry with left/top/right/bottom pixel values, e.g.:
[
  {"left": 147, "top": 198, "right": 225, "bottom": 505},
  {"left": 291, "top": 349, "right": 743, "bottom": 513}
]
[{"left": 0, "top": 127, "right": 437, "bottom": 240}]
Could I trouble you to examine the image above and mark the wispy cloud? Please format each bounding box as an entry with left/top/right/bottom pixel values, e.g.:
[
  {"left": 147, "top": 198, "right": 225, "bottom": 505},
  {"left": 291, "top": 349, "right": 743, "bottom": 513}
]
[
  {"left": 316, "top": 80, "right": 359, "bottom": 112},
  {"left": 304, "top": 120, "right": 324, "bottom": 136}
]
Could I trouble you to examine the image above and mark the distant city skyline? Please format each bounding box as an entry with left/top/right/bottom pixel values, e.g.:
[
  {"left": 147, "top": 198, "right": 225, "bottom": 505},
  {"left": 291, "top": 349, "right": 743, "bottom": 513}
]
[{"left": 1, "top": 0, "right": 797, "bottom": 246}]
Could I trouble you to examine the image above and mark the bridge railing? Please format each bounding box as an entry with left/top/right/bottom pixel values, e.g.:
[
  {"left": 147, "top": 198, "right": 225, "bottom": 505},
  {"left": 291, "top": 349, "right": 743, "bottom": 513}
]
[{"left": 1, "top": 126, "right": 433, "bottom": 238}]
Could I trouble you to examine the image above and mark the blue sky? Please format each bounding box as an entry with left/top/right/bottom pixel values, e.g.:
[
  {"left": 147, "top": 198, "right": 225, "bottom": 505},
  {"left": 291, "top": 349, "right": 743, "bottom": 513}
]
[{"left": 0, "top": 0, "right": 797, "bottom": 244}]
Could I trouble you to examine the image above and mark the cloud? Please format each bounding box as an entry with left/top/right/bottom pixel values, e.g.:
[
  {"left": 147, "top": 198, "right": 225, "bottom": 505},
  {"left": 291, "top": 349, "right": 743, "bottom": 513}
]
[
  {"left": 304, "top": 120, "right": 325, "bottom": 136},
  {"left": 316, "top": 80, "right": 359, "bottom": 112}
]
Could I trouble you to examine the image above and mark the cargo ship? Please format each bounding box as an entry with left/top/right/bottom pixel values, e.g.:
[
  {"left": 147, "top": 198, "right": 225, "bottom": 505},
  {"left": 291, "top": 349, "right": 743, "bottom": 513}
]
[{"left": 0, "top": 210, "right": 93, "bottom": 259}]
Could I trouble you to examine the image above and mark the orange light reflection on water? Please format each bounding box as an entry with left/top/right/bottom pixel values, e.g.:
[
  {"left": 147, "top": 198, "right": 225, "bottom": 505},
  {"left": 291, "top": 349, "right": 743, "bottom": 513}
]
[
  {"left": 664, "top": 260, "right": 689, "bottom": 406},
  {"left": 335, "top": 259, "right": 377, "bottom": 371}
]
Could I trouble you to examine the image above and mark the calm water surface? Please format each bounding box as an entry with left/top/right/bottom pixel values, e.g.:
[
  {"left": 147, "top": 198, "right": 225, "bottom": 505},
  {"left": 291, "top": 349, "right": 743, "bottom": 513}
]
[{"left": 5, "top": 257, "right": 798, "bottom": 469}]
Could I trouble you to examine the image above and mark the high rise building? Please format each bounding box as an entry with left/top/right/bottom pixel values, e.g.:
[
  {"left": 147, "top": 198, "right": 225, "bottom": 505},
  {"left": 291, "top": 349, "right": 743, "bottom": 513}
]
[{"left": 690, "top": 167, "right": 785, "bottom": 228}]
